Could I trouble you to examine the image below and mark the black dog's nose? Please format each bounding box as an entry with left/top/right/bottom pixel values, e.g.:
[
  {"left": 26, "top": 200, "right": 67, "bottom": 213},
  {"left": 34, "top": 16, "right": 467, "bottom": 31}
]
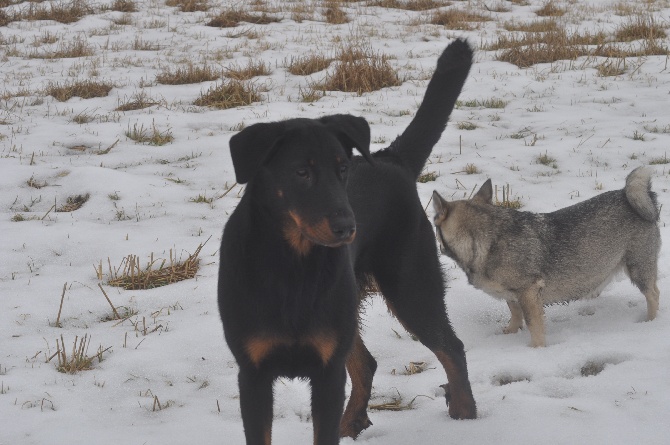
[{"left": 330, "top": 216, "right": 356, "bottom": 242}]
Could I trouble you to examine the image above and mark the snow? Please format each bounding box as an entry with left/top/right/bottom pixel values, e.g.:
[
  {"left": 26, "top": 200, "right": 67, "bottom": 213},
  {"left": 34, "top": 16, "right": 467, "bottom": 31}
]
[{"left": 1, "top": 0, "right": 670, "bottom": 444}]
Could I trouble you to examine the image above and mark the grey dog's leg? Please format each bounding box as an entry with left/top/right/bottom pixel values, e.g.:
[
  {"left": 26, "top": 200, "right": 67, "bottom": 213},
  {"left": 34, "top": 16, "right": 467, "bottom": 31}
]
[
  {"left": 503, "top": 300, "right": 524, "bottom": 334},
  {"left": 519, "top": 280, "right": 546, "bottom": 347}
]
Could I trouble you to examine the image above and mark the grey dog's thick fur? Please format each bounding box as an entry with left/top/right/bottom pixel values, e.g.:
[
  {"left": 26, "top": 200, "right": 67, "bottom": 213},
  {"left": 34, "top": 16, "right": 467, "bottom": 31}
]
[{"left": 432, "top": 167, "right": 661, "bottom": 347}]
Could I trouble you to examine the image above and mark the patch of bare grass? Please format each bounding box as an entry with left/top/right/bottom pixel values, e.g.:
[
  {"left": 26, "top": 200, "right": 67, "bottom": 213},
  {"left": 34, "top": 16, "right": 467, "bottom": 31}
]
[
  {"left": 106, "top": 243, "right": 205, "bottom": 290},
  {"left": 614, "top": 15, "right": 666, "bottom": 42},
  {"left": 206, "top": 9, "right": 280, "bottom": 28},
  {"left": 502, "top": 19, "right": 558, "bottom": 32},
  {"left": 125, "top": 122, "right": 174, "bottom": 145},
  {"left": 490, "top": 30, "right": 589, "bottom": 68},
  {"left": 369, "top": 0, "right": 450, "bottom": 10},
  {"left": 156, "top": 63, "right": 221, "bottom": 85},
  {"left": 316, "top": 45, "right": 401, "bottom": 95},
  {"left": 165, "top": 0, "right": 209, "bottom": 12},
  {"left": 194, "top": 79, "right": 262, "bottom": 109},
  {"left": 324, "top": 6, "right": 348, "bottom": 24},
  {"left": 431, "top": 9, "right": 491, "bottom": 30},
  {"left": 286, "top": 54, "right": 332, "bottom": 75},
  {"left": 51, "top": 334, "right": 111, "bottom": 374},
  {"left": 110, "top": 0, "right": 136, "bottom": 12},
  {"left": 115, "top": 91, "right": 162, "bottom": 111},
  {"left": 57, "top": 194, "right": 90, "bottom": 212},
  {"left": 46, "top": 80, "right": 114, "bottom": 101},
  {"left": 225, "top": 60, "right": 272, "bottom": 80},
  {"left": 22, "top": 0, "right": 93, "bottom": 24},
  {"left": 535, "top": 1, "right": 565, "bottom": 17},
  {"left": 28, "top": 37, "right": 94, "bottom": 59}
]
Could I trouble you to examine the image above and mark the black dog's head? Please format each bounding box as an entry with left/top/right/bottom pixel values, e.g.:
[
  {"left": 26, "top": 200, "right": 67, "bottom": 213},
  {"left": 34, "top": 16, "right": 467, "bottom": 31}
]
[{"left": 230, "top": 114, "right": 372, "bottom": 255}]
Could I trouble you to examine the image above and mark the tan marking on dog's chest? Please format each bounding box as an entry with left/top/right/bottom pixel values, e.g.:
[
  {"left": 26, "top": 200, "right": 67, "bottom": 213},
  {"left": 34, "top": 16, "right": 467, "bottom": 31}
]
[{"left": 283, "top": 211, "right": 314, "bottom": 256}]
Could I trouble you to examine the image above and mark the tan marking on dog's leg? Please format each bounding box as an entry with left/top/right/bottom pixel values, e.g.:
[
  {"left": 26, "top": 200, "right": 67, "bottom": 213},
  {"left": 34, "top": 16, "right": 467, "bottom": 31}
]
[
  {"left": 302, "top": 333, "right": 338, "bottom": 366},
  {"left": 503, "top": 300, "right": 524, "bottom": 334},
  {"left": 519, "top": 280, "right": 546, "bottom": 347},
  {"left": 645, "top": 283, "right": 660, "bottom": 321},
  {"left": 433, "top": 350, "right": 477, "bottom": 419},
  {"left": 340, "top": 330, "right": 375, "bottom": 438},
  {"left": 245, "top": 336, "right": 291, "bottom": 367}
]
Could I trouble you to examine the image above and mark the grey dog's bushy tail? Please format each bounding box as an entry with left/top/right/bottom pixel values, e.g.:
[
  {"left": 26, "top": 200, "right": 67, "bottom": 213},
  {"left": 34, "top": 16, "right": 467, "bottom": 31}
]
[
  {"left": 625, "top": 167, "right": 659, "bottom": 222},
  {"left": 383, "top": 39, "right": 473, "bottom": 180}
]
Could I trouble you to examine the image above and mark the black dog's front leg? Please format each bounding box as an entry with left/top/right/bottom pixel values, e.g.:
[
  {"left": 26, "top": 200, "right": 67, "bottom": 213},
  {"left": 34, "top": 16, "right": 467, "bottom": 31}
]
[
  {"left": 311, "top": 363, "right": 347, "bottom": 445},
  {"left": 239, "top": 369, "right": 274, "bottom": 445}
]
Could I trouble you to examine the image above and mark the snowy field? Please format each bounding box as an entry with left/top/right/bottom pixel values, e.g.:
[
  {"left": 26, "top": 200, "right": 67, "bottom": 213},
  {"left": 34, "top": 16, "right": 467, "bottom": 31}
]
[{"left": 1, "top": 0, "right": 670, "bottom": 443}]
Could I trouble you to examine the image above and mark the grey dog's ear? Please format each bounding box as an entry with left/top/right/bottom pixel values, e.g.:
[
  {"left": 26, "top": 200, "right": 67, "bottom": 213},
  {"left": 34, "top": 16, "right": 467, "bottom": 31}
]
[
  {"left": 229, "top": 122, "right": 286, "bottom": 184},
  {"left": 319, "top": 114, "right": 373, "bottom": 164},
  {"left": 432, "top": 191, "right": 448, "bottom": 216},
  {"left": 472, "top": 179, "right": 493, "bottom": 204}
]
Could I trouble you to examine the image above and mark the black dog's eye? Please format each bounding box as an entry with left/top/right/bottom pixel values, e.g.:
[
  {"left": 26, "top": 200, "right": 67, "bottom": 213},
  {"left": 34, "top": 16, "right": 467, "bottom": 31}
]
[
  {"left": 296, "top": 168, "right": 309, "bottom": 179},
  {"left": 339, "top": 165, "right": 348, "bottom": 175}
]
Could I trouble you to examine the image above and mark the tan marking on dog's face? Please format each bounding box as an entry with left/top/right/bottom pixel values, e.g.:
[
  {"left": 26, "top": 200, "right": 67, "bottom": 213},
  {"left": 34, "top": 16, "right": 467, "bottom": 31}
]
[
  {"left": 245, "top": 336, "right": 292, "bottom": 367},
  {"left": 284, "top": 211, "right": 353, "bottom": 255}
]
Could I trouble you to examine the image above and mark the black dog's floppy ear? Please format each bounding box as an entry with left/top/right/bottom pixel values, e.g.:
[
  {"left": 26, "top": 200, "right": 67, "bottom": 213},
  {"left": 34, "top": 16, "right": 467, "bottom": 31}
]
[
  {"left": 472, "top": 179, "right": 493, "bottom": 204},
  {"left": 229, "top": 122, "right": 286, "bottom": 184},
  {"left": 319, "top": 114, "right": 373, "bottom": 164}
]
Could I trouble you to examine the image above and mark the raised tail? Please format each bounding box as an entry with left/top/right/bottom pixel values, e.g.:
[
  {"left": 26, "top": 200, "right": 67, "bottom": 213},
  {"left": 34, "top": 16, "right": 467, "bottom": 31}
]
[
  {"left": 625, "top": 167, "right": 659, "bottom": 222},
  {"left": 384, "top": 38, "right": 473, "bottom": 179}
]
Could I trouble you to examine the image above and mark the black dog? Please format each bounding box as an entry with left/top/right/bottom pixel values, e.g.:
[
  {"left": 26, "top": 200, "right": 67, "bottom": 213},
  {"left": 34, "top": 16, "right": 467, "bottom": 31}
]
[{"left": 218, "top": 39, "right": 476, "bottom": 445}]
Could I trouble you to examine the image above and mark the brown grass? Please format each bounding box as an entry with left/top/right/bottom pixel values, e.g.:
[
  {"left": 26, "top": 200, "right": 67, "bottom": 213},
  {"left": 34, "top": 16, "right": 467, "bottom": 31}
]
[
  {"left": 494, "top": 184, "right": 522, "bottom": 209},
  {"left": 110, "top": 0, "right": 136, "bottom": 12},
  {"left": 317, "top": 46, "right": 401, "bottom": 95},
  {"left": 22, "top": 0, "right": 93, "bottom": 24},
  {"left": 286, "top": 54, "right": 332, "bottom": 75},
  {"left": 614, "top": 15, "right": 666, "bottom": 42},
  {"left": 431, "top": 9, "right": 491, "bottom": 30},
  {"left": 115, "top": 91, "right": 162, "bottom": 111},
  {"left": 28, "top": 37, "right": 94, "bottom": 59},
  {"left": 156, "top": 64, "right": 221, "bottom": 85},
  {"left": 194, "top": 79, "right": 262, "bottom": 109},
  {"left": 125, "top": 122, "right": 174, "bottom": 145},
  {"left": 57, "top": 194, "right": 90, "bottom": 212},
  {"left": 502, "top": 19, "right": 558, "bottom": 32},
  {"left": 51, "top": 334, "right": 111, "bottom": 374},
  {"left": 535, "top": 1, "right": 565, "bottom": 17},
  {"left": 369, "top": 0, "right": 450, "bottom": 10},
  {"left": 46, "top": 80, "right": 114, "bottom": 101},
  {"left": 490, "top": 30, "right": 589, "bottom": 67},
  {"left": 225, "top": 60, "right": 272, "bottom": 80},
  {"left": 106, "top": 243, "right": 204, "bottom": 290},
  {"left": 165, "top": 0, "right": 209, "bottom": 12},
  {"left": 324, "top": 6, "right": 349, "bottom": 24},
  {"left": 206, "top": 9, "right": 280, "bottom": 28}
]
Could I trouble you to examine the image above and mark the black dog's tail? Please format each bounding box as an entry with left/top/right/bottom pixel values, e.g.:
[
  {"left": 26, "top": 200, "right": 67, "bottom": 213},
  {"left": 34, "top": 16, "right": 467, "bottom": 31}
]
[{"left": 384, "top": 39, "right": 473, "bottom": 179}]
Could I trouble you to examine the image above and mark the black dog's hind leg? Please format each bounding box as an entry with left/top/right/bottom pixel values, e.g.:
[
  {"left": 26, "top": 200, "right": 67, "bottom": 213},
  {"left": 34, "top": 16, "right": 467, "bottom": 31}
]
[
  {"left": 372, "top": 227, "right": 477, "bottom": 419},
  {"left": 311, "top": 363, "right": 347, "bottom": 445},
  {"left": 239, "top": 369, "right": 274, "bottom": 445},
  {"left": 340, "top": 328, "right": 377, "bottom": 438}
]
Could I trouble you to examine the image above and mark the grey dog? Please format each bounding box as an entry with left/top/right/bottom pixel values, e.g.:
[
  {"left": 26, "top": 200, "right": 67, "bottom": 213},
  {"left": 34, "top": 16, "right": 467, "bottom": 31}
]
[{"left": 432, "top": 167, "right": 661, "bottom": 347}]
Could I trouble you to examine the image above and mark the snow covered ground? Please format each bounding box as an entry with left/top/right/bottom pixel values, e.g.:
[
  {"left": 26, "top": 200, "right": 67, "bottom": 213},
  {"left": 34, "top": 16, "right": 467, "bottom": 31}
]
[{"left": 1, "top": 0, "right": 670, "bottom": 443}]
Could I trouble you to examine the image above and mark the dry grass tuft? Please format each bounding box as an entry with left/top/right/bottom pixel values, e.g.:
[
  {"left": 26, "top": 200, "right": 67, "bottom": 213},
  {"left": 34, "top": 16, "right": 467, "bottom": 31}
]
[
  {"left": 417, "top": 171, "right": 439, "bottom": 183},
  {"left": 431, "top": 9, "right": 491, "bottom": 30},
  {"left": 46, "top": 80, "right": 114, "bottom": 101},
  {"left": 286, "top": 54, "right": 332, "bottom": 75},
  {"left": 29, "top": 37, "right": 94, "bottom": 59},
  {"left": 317, "top": 45, "right": 401, "bottom": 95},
  {"left": 156, "top": 63, "right": 221, "bottom": 85},
  {"left": 52, "top": 334, "right": 111, "bottom": 374},
  {"left": 57, "top": 194, "right": 89, "bottom": 212},
  {"left": 110, "top": 0, "right": 136, "bottom": 12},
  {"left": 206, "top": 9, "right": 280, "bottom": 28},
  {"left": 490, "top": 29, "right": 590, "bottom": 68},
  {"left": 502, "top": 19, "right": 558, "bottom": 32},
  {"left": 324, "top": 6, "right": 349, "bottom": 24},
  {"left": 166, "top": 0, "right": 209, "bottom": 12},
  {"left": 22, "top": 0, "right": 93, "bottom": 24},
  {"left": 106, "top": 243, "right": 205, "bottom": 290},
  {"left": 614, "top": 15, "right": 666, "bottom": 42},
  {"left": 225, "top": 60, "right": 272, "bottom": 80},
  {"left": 494, "top": 184, "right": 522, "bottom": 209},
  {"left": 369, "top": 0, "right": 450, "bottom": 11},
  {"left": 125, "top": 122, "right": 174, "bottom": 145},
  {"left": 115, "top": 91, "right": 162, "bottom": 111},
  {"left": 535, "top": 1, "right": 565, "bottom": 17},
  {"left": 194, "top": 79, "right": 262, "bottom": 109}
]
